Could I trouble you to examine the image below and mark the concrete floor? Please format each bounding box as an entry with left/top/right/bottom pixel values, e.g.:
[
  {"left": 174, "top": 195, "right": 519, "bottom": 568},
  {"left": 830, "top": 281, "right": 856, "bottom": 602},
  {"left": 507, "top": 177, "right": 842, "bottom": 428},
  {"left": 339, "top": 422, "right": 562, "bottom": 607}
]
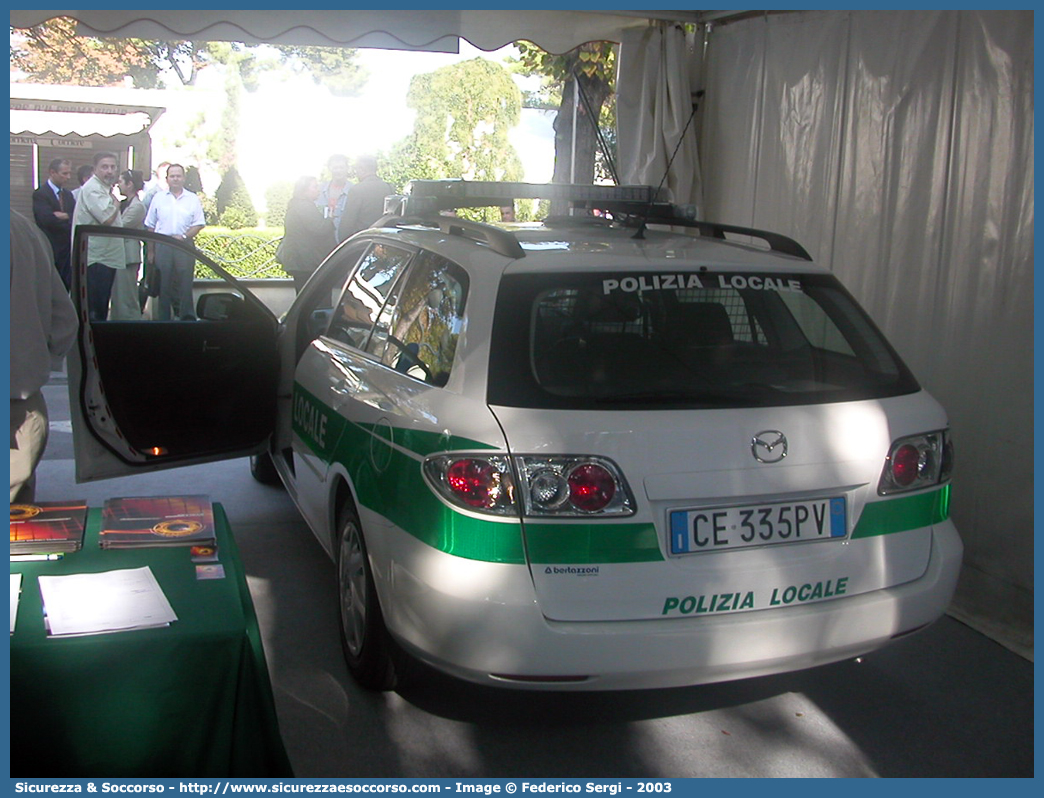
[{"left": 32, "top": 377, "right": 1033, "bottom": 778}]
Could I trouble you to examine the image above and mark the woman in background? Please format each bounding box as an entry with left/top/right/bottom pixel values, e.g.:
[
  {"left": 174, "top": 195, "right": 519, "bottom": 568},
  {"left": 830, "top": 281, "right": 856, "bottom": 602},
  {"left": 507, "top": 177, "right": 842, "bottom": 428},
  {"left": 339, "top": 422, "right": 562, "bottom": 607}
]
[
  {"left": 279, "top": 175, "right": 336, "bottom": 293},
  {"left": 111, "top": 169, "right": 146, "bottom": 320}
]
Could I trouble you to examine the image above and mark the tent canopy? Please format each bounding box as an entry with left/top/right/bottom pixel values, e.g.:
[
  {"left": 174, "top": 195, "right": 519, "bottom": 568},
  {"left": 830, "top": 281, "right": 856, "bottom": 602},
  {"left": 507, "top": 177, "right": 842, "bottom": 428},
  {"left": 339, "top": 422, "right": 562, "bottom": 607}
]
[
  {"left": 11, "top": 8, "right": 710, "bottom": 205},
  {"left": 9, "top": 9, "right": 707, "bottom": 54}
]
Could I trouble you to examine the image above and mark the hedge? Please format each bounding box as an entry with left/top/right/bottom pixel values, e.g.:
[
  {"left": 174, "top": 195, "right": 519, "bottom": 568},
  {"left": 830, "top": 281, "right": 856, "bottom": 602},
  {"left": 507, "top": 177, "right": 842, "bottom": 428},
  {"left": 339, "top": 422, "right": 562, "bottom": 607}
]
[{"left": 194, "top": 227, "right": 289, "bottom": 279}]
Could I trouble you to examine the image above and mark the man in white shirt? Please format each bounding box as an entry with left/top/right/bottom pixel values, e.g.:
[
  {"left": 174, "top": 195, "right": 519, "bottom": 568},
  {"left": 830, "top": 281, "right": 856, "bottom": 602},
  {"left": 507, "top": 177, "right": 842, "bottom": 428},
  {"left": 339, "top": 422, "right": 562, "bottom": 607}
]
[
  {"left": 10, "top": 209, "right": 77, "bottom": 503},
  {"left": 144, "top": 163, "right": 206, "bottom": 320},
  {"left": 70, "top": 151, "right": 123, "bottom": 321}
]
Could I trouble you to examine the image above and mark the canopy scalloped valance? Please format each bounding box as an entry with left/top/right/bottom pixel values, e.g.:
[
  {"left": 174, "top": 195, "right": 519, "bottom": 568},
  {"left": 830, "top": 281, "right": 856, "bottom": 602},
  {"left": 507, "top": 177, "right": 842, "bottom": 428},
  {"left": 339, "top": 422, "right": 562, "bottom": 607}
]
[{"left": 9, "top": 9, "right": 665, "bottom": 54}]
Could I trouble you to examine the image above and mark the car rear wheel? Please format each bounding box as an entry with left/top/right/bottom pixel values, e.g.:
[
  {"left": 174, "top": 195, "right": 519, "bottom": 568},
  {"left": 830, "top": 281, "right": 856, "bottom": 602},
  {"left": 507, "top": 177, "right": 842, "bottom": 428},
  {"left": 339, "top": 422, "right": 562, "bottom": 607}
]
[{"left": 336, "top": 501, "right": 397, "bottom": 691}]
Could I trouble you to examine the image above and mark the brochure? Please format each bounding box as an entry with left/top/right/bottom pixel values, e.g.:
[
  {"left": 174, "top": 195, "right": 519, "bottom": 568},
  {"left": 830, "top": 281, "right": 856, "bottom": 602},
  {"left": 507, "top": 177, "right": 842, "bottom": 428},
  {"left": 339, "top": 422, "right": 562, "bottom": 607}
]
[
  {"left": 99, "top": 495, "right": 216, "bottom": 549},
  {"left": 10, "top": 500, "right": 87, "bottom": 555}
]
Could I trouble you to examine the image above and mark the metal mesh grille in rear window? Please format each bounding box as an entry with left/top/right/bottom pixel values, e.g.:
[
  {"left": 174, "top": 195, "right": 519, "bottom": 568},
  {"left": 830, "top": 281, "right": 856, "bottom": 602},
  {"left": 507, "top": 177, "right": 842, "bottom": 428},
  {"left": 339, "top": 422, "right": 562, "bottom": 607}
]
[{"left": 677, "top": 288, "right": 762, "bottom": 343}]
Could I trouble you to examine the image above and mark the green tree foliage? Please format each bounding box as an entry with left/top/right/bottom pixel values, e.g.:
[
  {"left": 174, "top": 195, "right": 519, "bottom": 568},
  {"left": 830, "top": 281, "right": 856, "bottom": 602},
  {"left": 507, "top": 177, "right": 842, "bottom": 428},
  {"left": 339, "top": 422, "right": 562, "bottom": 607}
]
[
  {"left": 381, "top": 140, "right": 442, "bottom": 194},
  {"left": 271, "top": 45, "right": 368, "bottom": 98},
  {"left": 11, "top": 16, "right": 366, "bottom": 95},
  {"left": 215, "top": 167, "right": 258, "bottom": 230},
  {"left": 10, "top": 17, "right": 211, "bottom": 87},
  {"left": 198, "top": 192, "right": 219, "bottom": 226},
  {"left": 264, "top": 181, "right": 294, "bottom": 228},
  {"left": 170, "top": 112, "right": 214, "bottom": 177},
  {"left": 211, "top": 64, "right": 243, "bottom": 174},
  {"left": 514, "top": 42, "right": 617, "bottom": 196},
  {"left": 195, "top": 227, "right": 286, "bottom": 279},
  {"left": 384, "top": 58, "right": 524, "bottom": 196}
]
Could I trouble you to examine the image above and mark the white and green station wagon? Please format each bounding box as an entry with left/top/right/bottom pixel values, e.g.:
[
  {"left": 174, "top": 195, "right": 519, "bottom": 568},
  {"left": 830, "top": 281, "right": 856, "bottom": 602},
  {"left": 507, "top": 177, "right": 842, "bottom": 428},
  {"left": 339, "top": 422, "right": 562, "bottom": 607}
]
[{"left": 70, "top": 181, "right": 962, "bottom": 690}]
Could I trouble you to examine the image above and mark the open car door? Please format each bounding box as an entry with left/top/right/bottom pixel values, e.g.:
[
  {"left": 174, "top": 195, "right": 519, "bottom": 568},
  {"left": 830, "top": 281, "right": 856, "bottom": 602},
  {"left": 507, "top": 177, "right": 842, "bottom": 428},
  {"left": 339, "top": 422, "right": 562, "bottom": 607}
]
[{"left": 69, "top": 225, "right": 280, "bottom": 482}]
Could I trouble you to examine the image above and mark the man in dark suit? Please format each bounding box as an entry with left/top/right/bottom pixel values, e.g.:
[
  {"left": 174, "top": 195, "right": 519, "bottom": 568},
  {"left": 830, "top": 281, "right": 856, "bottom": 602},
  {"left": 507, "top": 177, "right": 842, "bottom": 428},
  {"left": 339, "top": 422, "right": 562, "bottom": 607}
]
[
  {"left": 32, "top": 158, "right": 76, "bottom": 290},
  {"left": 336, "top": 154, "right": 395, "bottom": 242}
]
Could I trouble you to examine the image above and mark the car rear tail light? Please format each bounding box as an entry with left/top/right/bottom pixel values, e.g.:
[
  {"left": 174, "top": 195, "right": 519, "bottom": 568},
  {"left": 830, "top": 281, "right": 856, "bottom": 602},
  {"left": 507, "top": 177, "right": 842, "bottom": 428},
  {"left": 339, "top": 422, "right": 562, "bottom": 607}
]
[
  {"left": 891, "top": 444, "right": 921, "bottom": 487},
  {"left": 878, "top": 431, "right": 953, "bottom": 495},
  {"left": 517, "top": 456, "right": 633, "bottom": 516},
  {"left": 566, "top": 463, "right": 616, "bottom": 512},
  {"left": 446, "top": 459, "right": 503, "bottom": 508},
  {"left": 425, "top": 455, "right": 516, "bottom": 514},
  {"left": 424, "top": 454, "right": 635, "bottom": 517}
]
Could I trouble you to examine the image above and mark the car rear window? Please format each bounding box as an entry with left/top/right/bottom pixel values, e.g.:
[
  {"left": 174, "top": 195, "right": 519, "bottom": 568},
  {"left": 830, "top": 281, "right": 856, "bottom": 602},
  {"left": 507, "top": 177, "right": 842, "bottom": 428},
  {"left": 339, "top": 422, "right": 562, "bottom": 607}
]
[{"left": 487, "top": 271, "right": 919, "bottom": 409}]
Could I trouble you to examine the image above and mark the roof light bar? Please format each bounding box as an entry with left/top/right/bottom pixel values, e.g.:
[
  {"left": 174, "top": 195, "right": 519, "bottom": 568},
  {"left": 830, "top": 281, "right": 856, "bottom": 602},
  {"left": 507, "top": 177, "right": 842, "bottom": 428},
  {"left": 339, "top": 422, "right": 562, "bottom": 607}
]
[
  {"left": 387, "top": 180, "right": 669, "bottom": 217},
  {"left": 378, "top": 180, "right": 812, "bottom": 261}
]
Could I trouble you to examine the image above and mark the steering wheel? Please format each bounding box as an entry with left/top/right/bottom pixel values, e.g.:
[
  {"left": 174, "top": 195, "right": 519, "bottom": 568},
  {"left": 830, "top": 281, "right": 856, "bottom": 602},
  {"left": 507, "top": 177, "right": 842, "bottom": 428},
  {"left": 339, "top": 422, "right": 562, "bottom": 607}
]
[{"left": 386, "top": 335, "right": 434, "bottom": 382}]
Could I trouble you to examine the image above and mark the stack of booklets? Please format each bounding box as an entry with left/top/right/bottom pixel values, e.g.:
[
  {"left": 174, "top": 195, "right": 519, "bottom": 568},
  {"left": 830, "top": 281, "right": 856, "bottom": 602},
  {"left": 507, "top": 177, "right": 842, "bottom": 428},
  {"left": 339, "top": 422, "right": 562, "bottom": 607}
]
[
  {"left": 99, "top": 495, "right": 216, "bottom": 549},
  {"left": 10, "top": 500, "right": 87, "bottom": 556}
]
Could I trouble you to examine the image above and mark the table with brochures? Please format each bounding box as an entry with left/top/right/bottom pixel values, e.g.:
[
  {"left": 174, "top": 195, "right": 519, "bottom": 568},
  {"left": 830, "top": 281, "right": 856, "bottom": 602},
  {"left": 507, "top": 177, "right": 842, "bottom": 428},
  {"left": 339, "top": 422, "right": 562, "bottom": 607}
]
[{"left": 10, "top": 503, "right": 293, "bottom": 777}]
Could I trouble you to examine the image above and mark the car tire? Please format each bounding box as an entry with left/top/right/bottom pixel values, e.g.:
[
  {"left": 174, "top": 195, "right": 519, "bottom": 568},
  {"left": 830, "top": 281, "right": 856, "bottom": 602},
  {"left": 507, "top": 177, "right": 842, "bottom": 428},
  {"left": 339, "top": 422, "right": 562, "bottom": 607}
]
[
  {"left": 336, "top": 501, "right": 397, "bottom": 691},
  {"left": 249, "top": 451, "right": 281, "bottom": 486}
]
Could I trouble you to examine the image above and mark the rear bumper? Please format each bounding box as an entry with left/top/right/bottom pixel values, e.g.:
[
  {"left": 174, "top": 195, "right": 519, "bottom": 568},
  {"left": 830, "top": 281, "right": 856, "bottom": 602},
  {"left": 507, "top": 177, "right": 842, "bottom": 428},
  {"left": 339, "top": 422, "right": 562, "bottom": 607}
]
[{"left": 383, "top": 520, "right": 963, "bottom": 691}]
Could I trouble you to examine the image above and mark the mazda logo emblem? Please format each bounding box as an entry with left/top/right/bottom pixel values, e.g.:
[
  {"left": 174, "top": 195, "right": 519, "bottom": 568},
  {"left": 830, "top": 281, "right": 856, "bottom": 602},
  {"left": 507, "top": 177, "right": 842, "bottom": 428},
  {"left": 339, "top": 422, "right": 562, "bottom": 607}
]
[{"left": 752, "top": 430, "right": 788, "bottom": 463}]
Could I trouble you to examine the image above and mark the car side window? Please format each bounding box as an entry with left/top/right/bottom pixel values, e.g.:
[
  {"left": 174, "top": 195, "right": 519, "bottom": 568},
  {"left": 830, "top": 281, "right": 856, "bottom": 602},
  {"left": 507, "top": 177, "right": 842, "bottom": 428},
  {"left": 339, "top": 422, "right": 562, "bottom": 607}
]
[
  {"left": 325, "top": 242, "right": 413, "bottom": 350},
  {"left": 373, "top": 250, "right": 468, "bottom": 387}
]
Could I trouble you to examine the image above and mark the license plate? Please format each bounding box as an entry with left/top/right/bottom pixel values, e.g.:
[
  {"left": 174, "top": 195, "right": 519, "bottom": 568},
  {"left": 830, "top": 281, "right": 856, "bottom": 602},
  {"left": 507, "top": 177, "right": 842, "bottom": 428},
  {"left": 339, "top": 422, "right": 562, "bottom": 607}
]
[{"left": 670, "top": 497, "right": 847, "bottom": 554}]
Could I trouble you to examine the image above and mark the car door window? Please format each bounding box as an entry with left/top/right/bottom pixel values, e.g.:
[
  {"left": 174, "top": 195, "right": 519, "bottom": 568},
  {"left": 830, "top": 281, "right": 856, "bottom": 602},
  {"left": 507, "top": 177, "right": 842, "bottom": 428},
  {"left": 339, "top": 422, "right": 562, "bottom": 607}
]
[
  {"left": 374, "top": 250, "right": 469, "bottom": 386},
  {"left": 325, "top": 242, "right": 413, "bottom": 350},
  {"left": 290, "top": 241, "right": 371, "bottom": 360}
]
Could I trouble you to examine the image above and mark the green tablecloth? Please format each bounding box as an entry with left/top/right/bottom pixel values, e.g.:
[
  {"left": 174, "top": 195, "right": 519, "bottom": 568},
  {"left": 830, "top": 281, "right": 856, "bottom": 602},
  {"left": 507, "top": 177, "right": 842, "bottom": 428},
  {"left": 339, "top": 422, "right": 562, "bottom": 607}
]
[{"left": 10, "top": 503, "right": 293, "bottom": 777}]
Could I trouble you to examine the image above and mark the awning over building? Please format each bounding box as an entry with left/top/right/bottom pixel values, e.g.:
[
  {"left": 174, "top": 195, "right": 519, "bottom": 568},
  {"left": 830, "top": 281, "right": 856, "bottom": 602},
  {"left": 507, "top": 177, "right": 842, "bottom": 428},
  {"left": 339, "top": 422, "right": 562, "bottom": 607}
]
[
  {"left": 11, "top": 109, "right": 156, "bottom": 138},
  {"left": 10, "top": 90, "right": 166, "bottom": 137},
  {"left": 9, "top": 88, "right": 166, "bottom": 219}
]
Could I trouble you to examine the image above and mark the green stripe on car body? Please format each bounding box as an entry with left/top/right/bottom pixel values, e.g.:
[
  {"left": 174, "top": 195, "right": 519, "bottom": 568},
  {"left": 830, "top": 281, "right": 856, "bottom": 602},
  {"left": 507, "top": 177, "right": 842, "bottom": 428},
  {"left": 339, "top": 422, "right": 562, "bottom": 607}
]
[
  {"left": 293, "top": 383, "right": 523, "bottom": 564},
  {"left": 293, "top": 383, "right": 952, "bottom": 565},
  {"left": 292, "top": 383, "right": 349, "bottom": 459},
  {"left": 851, "top": 485, "right": 950, "bottom": 538},
  {"left": 522, "top": 485, "right": 950, "bottom": 563},
  {"left": 339, "top": 424, "right": 525, "bottom": 563},
  {"left": 522, "top": 521, "right": 664, "bottom": 564}
]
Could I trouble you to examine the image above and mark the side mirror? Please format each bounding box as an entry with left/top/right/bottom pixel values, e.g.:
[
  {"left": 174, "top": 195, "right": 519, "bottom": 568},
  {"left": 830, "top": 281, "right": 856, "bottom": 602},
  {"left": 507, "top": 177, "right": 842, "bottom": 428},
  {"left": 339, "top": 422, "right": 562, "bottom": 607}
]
[{"left": 197, "top": 292, "right": 247, "bottom": 321}]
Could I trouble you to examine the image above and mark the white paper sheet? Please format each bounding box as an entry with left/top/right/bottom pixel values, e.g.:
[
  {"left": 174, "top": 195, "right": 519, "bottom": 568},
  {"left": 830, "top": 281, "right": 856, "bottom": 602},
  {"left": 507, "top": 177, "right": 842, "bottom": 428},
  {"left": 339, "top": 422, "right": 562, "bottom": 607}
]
[
  {"left": 38, "top": 566, "right": 177, "bottom": 637},
  {"left": 11, "top": 573, "right": 22, "bottom": 634}
]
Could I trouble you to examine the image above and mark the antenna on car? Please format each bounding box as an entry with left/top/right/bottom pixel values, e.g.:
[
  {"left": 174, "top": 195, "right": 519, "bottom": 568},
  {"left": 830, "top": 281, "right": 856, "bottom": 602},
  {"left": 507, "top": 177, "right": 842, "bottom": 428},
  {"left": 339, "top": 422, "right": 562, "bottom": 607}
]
[{"left": 632, "top": 91, "right": 703, "bottom": 240}]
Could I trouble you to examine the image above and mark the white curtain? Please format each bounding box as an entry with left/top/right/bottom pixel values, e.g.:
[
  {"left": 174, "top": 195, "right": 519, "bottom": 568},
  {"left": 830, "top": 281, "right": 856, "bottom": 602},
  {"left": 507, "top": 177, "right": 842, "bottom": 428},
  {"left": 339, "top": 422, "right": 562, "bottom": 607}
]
[
  {"left": 701, "top": 10, "right": 1034, "bottom": 643},
  {"left": 616, "top": 24, "right": 703, "bottom": 210}
]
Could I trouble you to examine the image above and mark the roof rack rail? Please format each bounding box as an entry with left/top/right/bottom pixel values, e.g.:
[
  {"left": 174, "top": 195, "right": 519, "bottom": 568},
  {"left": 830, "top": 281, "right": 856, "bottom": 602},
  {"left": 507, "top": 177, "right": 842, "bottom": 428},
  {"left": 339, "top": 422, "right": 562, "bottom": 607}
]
[
  {"left": 691, "top": 220, "right": 811, "bottom": 261},
  {"left": 373, "top": 213, "right": 525, "bottom": 260},
  {"left": 632, "top": 207, "right": 813, "bottom": 261},
  {"left": 436, "top": 216, "right": 525, "bottom": 259}
]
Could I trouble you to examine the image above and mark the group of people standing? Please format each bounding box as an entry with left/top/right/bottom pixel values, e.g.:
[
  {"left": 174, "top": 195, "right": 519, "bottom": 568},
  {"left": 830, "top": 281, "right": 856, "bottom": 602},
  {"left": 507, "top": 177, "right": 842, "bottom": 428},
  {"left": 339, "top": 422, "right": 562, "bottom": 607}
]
[
  {"left": 278, "top": 153, "right": 394, "bottom": 292},
  {"left": 12, "top": 151, "right": 392, "bottom": 503},
  {"left": 31, "top": 153, "right": 205, "bottom": 322},
  {"left": 12, "top": 154, "right": 206, "bottom": 505}
]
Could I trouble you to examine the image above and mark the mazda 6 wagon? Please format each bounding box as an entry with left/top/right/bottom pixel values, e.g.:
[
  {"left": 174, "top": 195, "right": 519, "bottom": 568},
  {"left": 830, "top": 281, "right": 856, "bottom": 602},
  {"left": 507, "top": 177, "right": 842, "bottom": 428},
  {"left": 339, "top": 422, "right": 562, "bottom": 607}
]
[{"left": 69, "top": 180, "right": 962, "bottom": 690}]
